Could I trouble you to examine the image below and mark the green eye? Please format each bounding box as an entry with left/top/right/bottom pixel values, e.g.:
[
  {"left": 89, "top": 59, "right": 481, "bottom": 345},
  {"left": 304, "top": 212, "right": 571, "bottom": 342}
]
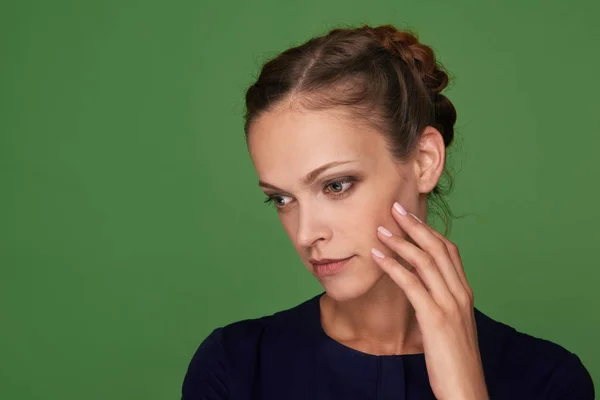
[
  {"left": 328, "top": 181, "right": 345, "bottom": 192},
  {"left": 263, "top": 195, "right": 291, "bottom": 208},
  {"left": 262, "top": 176, "right": 359, "bottom": 211},
  {"left": 324, "top": 177, "right": 356, "bottom": 195}
]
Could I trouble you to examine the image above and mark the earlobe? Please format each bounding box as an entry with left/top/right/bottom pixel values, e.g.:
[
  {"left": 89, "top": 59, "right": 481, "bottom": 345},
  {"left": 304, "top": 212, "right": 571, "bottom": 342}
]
[{"left": 414, "top": 127, "right": 446, "bottom": 194}]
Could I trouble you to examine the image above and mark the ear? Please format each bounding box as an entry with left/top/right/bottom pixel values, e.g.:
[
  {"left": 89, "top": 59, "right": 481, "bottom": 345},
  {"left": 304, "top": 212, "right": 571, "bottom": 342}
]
[{"left": 412, "top": 126, "right": 446, "bottom": 194}]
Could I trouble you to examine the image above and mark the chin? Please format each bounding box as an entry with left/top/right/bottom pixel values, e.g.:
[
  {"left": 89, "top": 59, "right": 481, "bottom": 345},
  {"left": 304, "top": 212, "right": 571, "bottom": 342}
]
[{"left": 318, "top": 268, "right": 384, "bottom": 302}]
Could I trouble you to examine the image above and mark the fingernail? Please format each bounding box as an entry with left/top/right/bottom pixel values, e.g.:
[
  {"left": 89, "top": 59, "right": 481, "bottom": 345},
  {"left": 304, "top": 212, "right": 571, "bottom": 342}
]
[
  {"left": 393, "top": 202, "right": 407, "bottom": 216},
  {"left": 377, "top": 226, "right": 393, "bottom": 237},
  {"left": 371, "top": 248, "right": 385, "bottom": 258},
  {"left": 409, "top": 213, "right": 423, "bottom": 223}
]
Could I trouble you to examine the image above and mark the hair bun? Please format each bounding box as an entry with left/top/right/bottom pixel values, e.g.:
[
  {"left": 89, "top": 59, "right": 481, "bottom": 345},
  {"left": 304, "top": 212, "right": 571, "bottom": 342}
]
[{"left": 365, "top": 25, "right": 456, "bottom": 146}]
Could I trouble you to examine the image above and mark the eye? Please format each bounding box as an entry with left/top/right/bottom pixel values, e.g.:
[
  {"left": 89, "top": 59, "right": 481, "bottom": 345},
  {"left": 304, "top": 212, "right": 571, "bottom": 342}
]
[
  {"left": 325, "top": 179, "right": 354, "bottom": 194},
  {"left": 263, "top": 176, "right": 359, "bottom": 210},
  {"left": 323, "top": 177, "right": 359, "bottom": 199},
  {"left": 263, "top": 194, "right": 293, "bottom": 208}
]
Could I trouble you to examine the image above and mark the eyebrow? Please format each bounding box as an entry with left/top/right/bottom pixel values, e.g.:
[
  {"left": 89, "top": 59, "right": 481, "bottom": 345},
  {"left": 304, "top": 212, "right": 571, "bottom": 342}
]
[{"left": 258, "top": 160, "right": 359, "bottom": 192}]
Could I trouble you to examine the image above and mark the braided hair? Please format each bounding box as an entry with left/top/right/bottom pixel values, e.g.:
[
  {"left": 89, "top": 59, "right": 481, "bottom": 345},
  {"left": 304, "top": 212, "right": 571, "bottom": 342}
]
[{"left": 244, "top": 24, "right": 458, "bottom": 234}]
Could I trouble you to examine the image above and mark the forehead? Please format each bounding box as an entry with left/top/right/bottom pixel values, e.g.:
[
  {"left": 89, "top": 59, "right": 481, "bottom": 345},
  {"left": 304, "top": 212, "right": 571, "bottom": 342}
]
[{"left": 248, "top": 106, "right": 389, "bottom": 179}]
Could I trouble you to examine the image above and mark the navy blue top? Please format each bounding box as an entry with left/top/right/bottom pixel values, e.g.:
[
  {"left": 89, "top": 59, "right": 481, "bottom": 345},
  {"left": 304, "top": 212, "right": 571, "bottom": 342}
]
[{"left": 182, "top": 293, "right": 594, "bottom": 399}]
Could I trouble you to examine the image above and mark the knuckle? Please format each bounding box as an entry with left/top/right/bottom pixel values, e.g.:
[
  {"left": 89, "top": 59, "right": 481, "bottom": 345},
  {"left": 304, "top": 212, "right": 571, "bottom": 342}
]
[
  {"left": 445, "top": 299, "right": 461, "bottom": 316},
  {"left": 446, "top": 241, "right": 460, "bottom": 256},
  {"left": 468, "top": 288, "right": 475, "bottom": 303},
  {"left": 456, "top": 290, "right": 473, "bottom": 308},
  {"left": 403, "top": 272, "right": 421, "bottom": 289},
  {"left": 429, "top": 308, "right": 446, "bottom": 326},
  {"left": 432, "top": 240, "right": 447, "bottom": 255},
  {"left": 422, "top": 255, "right": 436, "bottom": 270}
]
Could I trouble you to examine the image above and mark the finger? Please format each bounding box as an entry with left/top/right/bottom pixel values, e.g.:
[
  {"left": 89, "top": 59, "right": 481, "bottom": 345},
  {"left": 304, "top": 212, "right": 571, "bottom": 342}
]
[
  {"left": 391, "top": 203, "right": 466, "bottom": 303},
  {"left": 377, "top": 226, "right": 454, "bottom": 306},
  {"left": 371, "top": 247, "right": 440, "bottom": 318},
  {"left": 409, "top": 214, "right": 473, "bottom": 302}
]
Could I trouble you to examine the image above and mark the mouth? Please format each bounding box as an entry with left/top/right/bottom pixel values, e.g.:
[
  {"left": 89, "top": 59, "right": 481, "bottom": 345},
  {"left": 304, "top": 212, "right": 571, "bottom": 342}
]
[{"left": 310, "top": 255, "right": 355, "bottom": 277}]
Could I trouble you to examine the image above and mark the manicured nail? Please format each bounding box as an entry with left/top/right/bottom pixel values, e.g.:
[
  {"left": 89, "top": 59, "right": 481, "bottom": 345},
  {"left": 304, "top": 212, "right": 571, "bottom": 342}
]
[
  {"left": 371, "top": 248, "right": 385, "bottom": 258},
  {"left": 409, "top": 213, "right": 423, "bottom": 223},
  {"left": 393, "top": 202, "right": 407, "bottom": 215},
  {"left": 377, "top": 226, "right": 393, "bottom": 237}
]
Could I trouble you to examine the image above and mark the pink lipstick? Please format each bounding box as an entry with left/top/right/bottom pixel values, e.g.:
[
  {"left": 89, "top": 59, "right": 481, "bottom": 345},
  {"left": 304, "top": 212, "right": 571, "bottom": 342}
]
[{"left": 310, "top": 255, "right": 354, "bottom": 277}]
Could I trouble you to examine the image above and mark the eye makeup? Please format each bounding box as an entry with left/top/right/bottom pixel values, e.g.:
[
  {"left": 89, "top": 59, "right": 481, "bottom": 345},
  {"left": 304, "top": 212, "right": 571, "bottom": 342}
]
[{"left": 263, "top": 175, "right": 361, "bottom": 211}]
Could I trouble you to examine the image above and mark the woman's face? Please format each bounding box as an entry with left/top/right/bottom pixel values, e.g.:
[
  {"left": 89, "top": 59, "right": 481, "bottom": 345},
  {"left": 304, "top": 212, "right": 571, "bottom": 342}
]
[{"left": 247, "top": 104, "right": 424, "bottom": 301}]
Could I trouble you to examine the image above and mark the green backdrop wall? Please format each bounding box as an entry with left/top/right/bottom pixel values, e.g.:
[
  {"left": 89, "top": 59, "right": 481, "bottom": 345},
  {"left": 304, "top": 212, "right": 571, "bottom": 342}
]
[{"left": 1, "top": 0, "right": 598, "bottom": 398}]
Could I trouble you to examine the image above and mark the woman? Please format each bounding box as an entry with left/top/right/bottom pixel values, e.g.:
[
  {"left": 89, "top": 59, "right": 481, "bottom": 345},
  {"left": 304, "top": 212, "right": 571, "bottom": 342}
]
[{"left": 182, "top": 24, "right": 594, "bottom": 399}]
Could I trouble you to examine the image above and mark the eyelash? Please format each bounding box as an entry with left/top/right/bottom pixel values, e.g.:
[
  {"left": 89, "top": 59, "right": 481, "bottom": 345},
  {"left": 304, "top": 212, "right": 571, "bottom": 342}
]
[{"left": 263, "top": 176, "right": 359, "bottom": 210}]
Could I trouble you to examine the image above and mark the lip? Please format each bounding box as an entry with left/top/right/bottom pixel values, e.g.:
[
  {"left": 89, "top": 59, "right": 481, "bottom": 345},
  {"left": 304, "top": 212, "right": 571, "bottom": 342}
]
[{"left": 310, "top": 255, "right": 354, "bottom": 277}]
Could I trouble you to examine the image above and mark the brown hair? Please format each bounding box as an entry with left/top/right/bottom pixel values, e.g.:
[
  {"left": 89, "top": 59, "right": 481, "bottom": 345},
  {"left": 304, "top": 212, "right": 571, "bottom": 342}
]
[{"left": 244, "top": 24, "right": 458, "bottom": 235}]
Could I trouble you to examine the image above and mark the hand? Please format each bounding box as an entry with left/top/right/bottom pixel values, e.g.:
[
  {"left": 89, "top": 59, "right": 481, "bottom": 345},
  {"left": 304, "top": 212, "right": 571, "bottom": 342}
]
[{"left": 371, "top": 202, "right": 489, "bottom": 400}]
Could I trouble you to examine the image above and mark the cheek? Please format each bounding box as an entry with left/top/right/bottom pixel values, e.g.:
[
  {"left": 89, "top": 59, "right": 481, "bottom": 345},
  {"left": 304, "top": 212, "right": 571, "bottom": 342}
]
[
  {"left": 344, "top": 203, "right": 388, "bottom": 243},
  {"left": 353, "top": 190, "right": 408, "bottom": 239},
  {"left": 278, "top": 215, "right": 297, "bottom": 242}
]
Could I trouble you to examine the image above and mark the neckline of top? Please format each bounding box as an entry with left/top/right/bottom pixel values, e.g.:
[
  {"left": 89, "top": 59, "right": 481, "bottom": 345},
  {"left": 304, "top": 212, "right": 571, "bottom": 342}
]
[{"left": 307, "top": 292, "right": 426, "bottom": 359}]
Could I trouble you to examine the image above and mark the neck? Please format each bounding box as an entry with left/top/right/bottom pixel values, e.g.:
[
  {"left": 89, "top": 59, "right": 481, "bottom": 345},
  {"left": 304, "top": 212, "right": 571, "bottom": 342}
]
[{"left": 320, "top": 275, "right": 424, "bottom": 356}]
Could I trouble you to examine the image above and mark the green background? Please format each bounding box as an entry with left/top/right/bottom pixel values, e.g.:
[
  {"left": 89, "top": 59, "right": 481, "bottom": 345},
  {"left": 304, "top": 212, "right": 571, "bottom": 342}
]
[{"left": 1, "top": 0, "right": 598, "bottom": 398}]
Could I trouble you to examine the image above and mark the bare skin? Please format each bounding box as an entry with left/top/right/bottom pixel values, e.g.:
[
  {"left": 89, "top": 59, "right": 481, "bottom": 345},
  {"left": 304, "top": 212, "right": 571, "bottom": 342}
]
[{"left": 247, "top": 101, "right": 489, "bottom": 400}]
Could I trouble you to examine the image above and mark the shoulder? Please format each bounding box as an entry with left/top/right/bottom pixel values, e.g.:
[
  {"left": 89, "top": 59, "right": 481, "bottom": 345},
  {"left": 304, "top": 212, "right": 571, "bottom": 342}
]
[
  {"left": 181, "top": 295, "right": 319, "bottom": 399},
  {"left": 215, "top": 294, "right": 317, "bottom": 352},
  {"left": 475, "top": 308, "right": 595, "bottom": 399}
]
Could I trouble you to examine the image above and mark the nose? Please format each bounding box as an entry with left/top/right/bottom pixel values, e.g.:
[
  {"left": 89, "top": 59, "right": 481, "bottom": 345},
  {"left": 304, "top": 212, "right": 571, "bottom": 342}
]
[{"left": 295, "top": 204, "right": 332, "bottom": 248}]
